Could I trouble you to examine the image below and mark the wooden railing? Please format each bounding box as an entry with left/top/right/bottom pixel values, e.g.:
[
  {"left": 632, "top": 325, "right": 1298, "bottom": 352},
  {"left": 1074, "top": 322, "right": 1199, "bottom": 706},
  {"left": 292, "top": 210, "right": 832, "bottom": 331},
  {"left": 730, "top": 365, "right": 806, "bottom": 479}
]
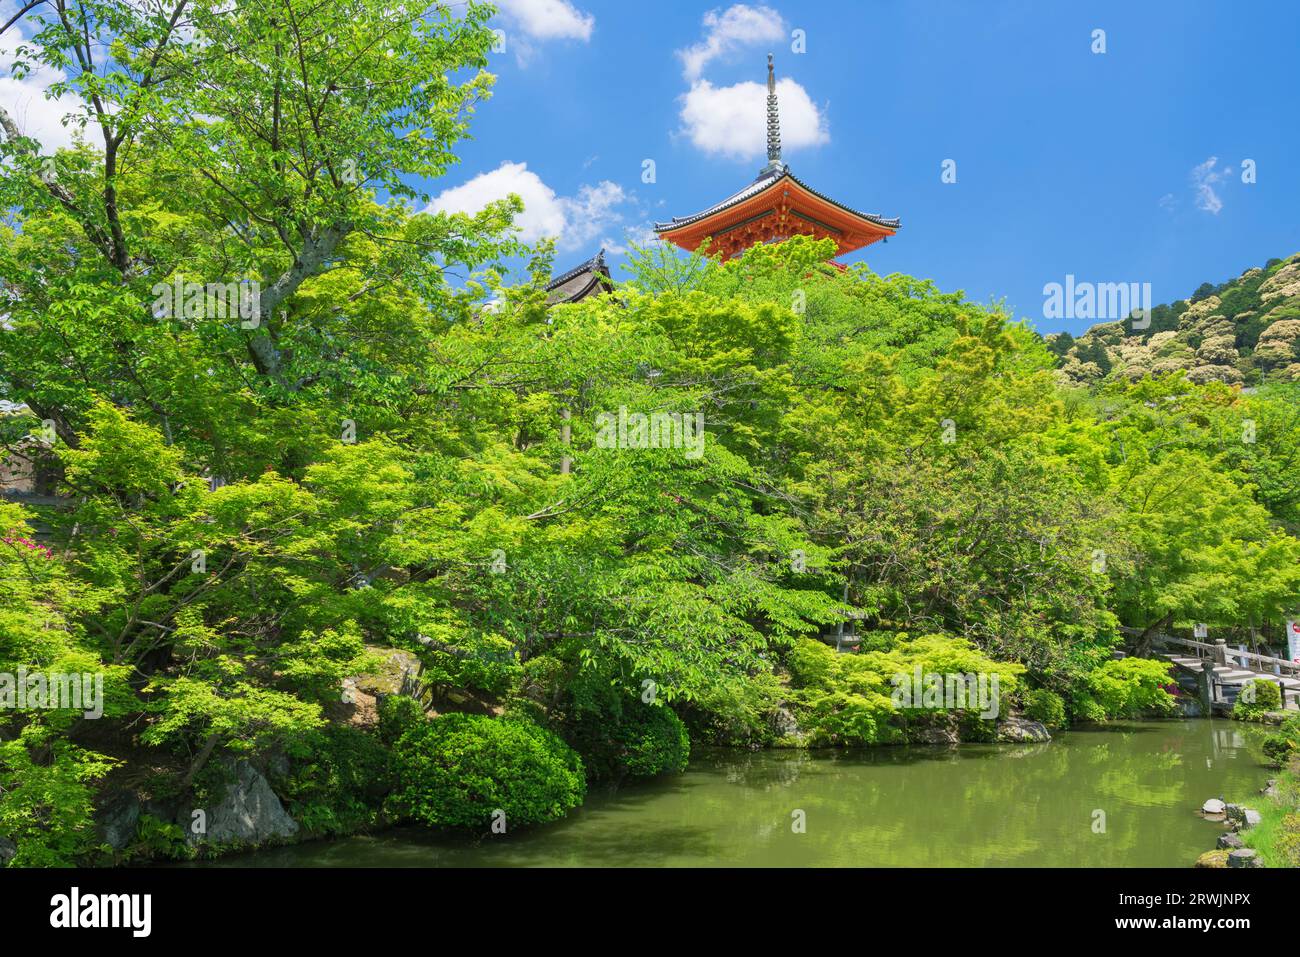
[{"left": 1150, "top": 633, "right": 1300, "bottom": 680}]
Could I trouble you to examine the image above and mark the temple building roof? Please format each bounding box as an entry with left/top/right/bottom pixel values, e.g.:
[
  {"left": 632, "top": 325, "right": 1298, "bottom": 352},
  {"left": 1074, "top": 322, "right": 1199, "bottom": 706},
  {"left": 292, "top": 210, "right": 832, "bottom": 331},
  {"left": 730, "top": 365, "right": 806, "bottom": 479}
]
[
  {"left": 654, "top": 55, "right": 899, "bottom": 262},
  {"left": 545, "top": 248, "right": 613, "bottom": 305},
  {"left": 654, "top": 166, "right": 901, "bottom": 234}
]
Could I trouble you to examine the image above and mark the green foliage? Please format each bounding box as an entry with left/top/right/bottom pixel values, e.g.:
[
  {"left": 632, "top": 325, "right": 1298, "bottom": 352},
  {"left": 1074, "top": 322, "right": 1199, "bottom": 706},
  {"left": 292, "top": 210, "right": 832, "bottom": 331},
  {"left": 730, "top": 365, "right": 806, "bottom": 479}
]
[
  {"left": 1073, "top": 658, "right": 1175, "bottom": 721},
  {"left": 278, "top": 726, "right": 394, "bottom": 836},
  {"left": 614, "top": 705, "right": 691, "bottom": 779},
  {"left": 0, "top": 727, "right": 116, "bottom": 867},
  {"left": 786, "top": 634, "right": 1024, "bottom": 746},
  {"left": 388, "top": 714, "right": 585, "bottom": 829},
  {"left": 1234, "top": 678, "right": 1283, "bottom": 720},
  {"left": 1, "top": 0, "right": 1298, "bottom": 864},
  {"left": 126, "top": 814, "right": 189, "bottom": 863},
  {"left": 1022, "top": 688, "right": 1068, "bottom": 729},
  {"left": 377, "top": 694, "right": 428, "bottom": 746},
  {"left": 1262, "top": 716, "right": 1300, "bottom": 768}
]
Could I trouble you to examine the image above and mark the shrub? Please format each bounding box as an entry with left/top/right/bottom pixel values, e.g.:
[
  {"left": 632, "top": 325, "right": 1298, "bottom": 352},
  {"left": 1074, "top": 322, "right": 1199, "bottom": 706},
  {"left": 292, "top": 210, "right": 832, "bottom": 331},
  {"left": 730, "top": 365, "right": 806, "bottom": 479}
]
[
  {"left": 1263, "top": 716, "right": 1300, "bottom": 768},
  {"left": 1233, "top": 679, "right": 1282, "bottom": 720},
  {"left": 278, "top": 725, "right": 394, "bottom": 836},
  {"left": 1022, "top": 688, "right": 1067, "bottom": 729},
  {"left": 377, "top": 694, "right": 427, "bottom": 746},
  {"left": 389, "top": 713, "right": 585, "bottom": 829},
  {"left": 618, "top": 705, "right": 690, "bottom": 778},
  {"left": 785, "top": 634, "right": 1025, "bottom": 746},
  {"left": 1073, "top": 657, "right": 1175, "bottom": 719},
  {"left": 560, "top": 697, "right": 691, "bottom": 781}
]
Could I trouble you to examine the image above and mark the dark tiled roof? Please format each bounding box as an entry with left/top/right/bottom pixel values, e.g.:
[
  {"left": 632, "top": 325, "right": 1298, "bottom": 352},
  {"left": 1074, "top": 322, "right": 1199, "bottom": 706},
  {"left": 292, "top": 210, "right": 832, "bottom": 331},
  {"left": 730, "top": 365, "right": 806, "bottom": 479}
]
[
  {"left": 545, "top": 249, "right": 613, "bottom": 305},
  {"left": 654, "top": 168, "right": 900, "bottom": 233}
]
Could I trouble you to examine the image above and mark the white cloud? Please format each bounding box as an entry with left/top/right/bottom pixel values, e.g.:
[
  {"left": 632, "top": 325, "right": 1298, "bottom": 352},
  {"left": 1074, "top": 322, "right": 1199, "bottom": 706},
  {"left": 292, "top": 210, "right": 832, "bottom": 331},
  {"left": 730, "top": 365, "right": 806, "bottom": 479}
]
[
  {"left": 495, "top": 0, "right": 594, "bottom": 41},
  {"left": 426, "top": 161, "right": 632, "bottom": 251},
  {"left": 601, "top": 224, "right": 661, "bottom": 256},
  {"left": 679, "top": 78, "right": 828, "bottom": 161},
  {"left": 1190, "top": 156, "right": 1230, "bottom": 215},
  {"left": 0, "top": 21, "right": 79, "bottom": 151},
  {"left": 678, "top": 4, "right": 785, "bottom": 81}
]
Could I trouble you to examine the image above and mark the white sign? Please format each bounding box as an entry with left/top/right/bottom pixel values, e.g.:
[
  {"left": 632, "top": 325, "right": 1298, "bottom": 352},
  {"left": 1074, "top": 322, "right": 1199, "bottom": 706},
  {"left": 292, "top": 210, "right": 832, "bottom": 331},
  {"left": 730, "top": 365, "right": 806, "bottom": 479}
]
[
  {"left": 1287, "top": 618, "right": 1300, "bottom": 664},
  {"left": 1193, "top": 623, "right": 1208, "bottom": 639}
]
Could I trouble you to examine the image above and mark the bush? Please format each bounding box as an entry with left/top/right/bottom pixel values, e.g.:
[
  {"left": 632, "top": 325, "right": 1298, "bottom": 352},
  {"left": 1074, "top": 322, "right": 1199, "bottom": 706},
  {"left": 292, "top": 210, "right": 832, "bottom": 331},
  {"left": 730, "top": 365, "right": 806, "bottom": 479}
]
[
  {"left": 1234, "top": 679, "right": 1282, "bottom": 720},
  {"left": 278, "top": 725, "right": 394, "bottom": 836},
  {"left": 389, "top": 713, "right": 585, "bottom": 829},
  {"left": 785, "top": 634, "right": 1025, "bottom": 747},
  {"left": 1263, "top": 716, "right": 1300, "bottom": 768},
  {"left": 560, "top": 697, "right": 691, "bottom": 781},
  {"left": 1073, "top": 657, "right": 1175, "bottom": 720},
  {"left": 377, "top": 694, "right": 427, "bottom": 746},
  {"left": 1022, "top": 688, "right": 1067, "bottom": 729},
  {"left": 618, "top": 705, "right": 690, "bottom": 778}
]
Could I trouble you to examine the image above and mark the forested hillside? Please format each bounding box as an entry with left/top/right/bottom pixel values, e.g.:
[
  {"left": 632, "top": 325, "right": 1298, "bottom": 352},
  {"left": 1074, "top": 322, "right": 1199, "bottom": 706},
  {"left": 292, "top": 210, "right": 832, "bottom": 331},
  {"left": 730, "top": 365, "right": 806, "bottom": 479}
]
[{"left": 1050, "top": 253, "right": 1300, "bottom": 385}]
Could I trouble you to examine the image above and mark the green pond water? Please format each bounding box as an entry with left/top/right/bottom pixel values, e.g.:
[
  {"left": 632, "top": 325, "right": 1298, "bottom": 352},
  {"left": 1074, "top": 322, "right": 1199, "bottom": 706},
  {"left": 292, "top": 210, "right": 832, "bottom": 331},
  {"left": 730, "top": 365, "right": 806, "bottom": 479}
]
[{"left": 209, "top": 719, "right": 1272, "bottom": 867}]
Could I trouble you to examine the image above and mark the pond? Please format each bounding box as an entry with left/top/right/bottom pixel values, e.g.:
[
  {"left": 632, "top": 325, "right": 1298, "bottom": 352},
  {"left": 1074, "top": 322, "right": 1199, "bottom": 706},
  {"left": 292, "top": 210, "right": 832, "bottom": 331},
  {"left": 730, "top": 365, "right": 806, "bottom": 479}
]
[{"left": 203, "top": 719, "right": 1270, "bottom": 867}]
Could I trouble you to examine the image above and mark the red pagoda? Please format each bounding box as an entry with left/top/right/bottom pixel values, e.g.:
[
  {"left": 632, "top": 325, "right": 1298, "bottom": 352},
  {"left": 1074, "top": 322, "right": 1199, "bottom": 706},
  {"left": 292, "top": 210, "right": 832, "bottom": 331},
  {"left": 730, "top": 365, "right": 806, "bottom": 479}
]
[{"left": 655, "top": 55, "right": 899, "bottom": 262}]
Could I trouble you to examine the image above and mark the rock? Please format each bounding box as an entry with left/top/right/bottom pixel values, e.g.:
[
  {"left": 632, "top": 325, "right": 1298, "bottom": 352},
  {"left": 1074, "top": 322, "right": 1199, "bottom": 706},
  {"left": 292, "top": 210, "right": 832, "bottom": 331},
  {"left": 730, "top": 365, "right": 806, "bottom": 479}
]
[
  {"left": 1202, "top": 798, "right": 1226, "bottom": 815},
  {"left": 1175, "top": 697, "right": 1203, "bottom": 718},
  {"left": 1262, "top": 780, "right": 1281, "bottom": 799},
  {"left": 1195, "top": 850, "right": 1230, "bottom": 868},
  {"left": 0, "top": 835, "right": 15, "bottom": 866},
  {"left": 996, "top": 717, "right": 1052, "bottom": 743},
  {"left": 1225, "top": 804, "right": 1261, "bottom": 829},
  {"left": 94, "top": 790, "right": 141, "bottom": 850},
  {"left": 183, "top": 760, "right": 298, "bottom": 848},
  {"left": 1217, "top": 832, "right": 1245, "bottom": 849},
  {"left": 914, "top": 726, "right": 960, "bottom": 745},
  {"left": 772, "top": 705, "right": 803, "bottom": 741},
  {"left": 1227, "top": 848, "right": 1262, "bottom": 868}
]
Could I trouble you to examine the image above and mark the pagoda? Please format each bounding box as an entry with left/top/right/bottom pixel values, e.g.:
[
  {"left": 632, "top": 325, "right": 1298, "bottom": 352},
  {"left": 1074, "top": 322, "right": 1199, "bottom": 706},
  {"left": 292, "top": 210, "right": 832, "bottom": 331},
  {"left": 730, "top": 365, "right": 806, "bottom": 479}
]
[{"left": 654, "top": 55, "right": 899, "bottom": 262}]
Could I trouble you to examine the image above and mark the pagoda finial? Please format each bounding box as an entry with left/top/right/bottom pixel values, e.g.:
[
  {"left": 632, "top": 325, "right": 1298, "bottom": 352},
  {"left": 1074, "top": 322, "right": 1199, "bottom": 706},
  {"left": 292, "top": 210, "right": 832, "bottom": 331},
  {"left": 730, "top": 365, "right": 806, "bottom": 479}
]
[{"left": 763, "top": 53, "right": 784, "bottom": 174}]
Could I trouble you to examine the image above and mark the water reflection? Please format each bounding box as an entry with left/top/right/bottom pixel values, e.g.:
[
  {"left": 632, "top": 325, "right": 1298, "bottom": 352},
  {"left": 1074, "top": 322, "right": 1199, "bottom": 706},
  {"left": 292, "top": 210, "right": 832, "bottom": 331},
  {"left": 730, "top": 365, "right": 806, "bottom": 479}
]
[{"left": 197, "top": 719, "right": 1270, "bottom": 868}]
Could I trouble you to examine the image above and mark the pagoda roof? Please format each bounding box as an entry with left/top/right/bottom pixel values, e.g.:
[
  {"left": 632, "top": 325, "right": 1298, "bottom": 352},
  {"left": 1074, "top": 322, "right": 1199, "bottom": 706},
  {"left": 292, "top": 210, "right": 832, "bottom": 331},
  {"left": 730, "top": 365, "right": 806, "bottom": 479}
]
[
  {"left": 545, "top": 249, "right": 613, "bottom": 305},
  {"left": 654, "top": 167, "right": 900, "bottom": 235}
]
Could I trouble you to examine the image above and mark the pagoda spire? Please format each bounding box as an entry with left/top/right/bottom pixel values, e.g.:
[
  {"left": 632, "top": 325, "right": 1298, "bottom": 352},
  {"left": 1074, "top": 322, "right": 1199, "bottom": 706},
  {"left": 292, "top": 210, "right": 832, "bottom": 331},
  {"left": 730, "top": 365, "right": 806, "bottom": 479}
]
[{"left": 762, "top": 53, "right": 785, "bottom": 175}]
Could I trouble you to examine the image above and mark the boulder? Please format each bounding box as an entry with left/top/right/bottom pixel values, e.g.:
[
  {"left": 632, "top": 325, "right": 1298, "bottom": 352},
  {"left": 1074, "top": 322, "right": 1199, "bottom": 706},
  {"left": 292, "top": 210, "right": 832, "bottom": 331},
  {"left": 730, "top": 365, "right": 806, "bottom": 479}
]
[
  {"left": 183, "top": 760, "right": 299, "bottom": 848},
  {"left": 772, "top": 705, "right": 803, "bottom": 741},
  {"left": 0, "top": 835, "right": 15, "bottom": 866},
  {"left": 1225, "top": 804, "right": 1262, "bottom": 829},
  {"left": 996, "top": 717, "right": 1052, "bottom": 743},
  {"left": 913, "top": 726, "right": 960, "bottom": 745},
  {"left": 94, "top": 790, "right": 141, "bottom": 850},
  {"left": 1195, "top": 850, "right": 1230, "bottom": 868},
  {"left": 1202, "top": 798, "right": 1226, "bottom": 815},
  {"left": 1217, "top": 832, "right": 1245, "bottom": 850},
  {"left": 1227, "top": 848, "right": 1262, "bottom": 869}
]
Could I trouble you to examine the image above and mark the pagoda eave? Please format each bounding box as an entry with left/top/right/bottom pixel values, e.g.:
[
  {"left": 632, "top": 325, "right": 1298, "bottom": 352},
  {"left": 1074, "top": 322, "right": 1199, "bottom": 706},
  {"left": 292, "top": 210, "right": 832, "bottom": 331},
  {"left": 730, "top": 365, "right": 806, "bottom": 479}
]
[{"left": 654, "top": 172, "right": 898, "bottom": 262}]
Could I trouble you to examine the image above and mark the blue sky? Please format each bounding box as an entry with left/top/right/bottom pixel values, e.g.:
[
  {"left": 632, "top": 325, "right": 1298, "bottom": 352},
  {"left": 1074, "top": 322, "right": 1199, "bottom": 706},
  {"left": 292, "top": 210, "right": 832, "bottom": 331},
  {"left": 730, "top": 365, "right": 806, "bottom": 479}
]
[{"left": 430, "top": 0, "right": 1300, "bottom": 336}]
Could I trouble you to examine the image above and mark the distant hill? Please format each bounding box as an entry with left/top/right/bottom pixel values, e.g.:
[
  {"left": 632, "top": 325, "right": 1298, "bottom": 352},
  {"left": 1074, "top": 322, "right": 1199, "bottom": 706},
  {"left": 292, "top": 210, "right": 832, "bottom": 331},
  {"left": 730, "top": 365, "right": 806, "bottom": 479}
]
[{"left": 1047, "top": 253, "right": 1300, "bottom": 386}]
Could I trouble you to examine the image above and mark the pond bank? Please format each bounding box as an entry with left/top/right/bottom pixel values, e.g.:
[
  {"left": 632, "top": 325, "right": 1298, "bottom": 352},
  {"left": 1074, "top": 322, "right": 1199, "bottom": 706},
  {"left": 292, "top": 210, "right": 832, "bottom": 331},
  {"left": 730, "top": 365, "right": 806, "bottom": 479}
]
[{"left": 186, "top": 718, "right": 1270, "bottom": 868}]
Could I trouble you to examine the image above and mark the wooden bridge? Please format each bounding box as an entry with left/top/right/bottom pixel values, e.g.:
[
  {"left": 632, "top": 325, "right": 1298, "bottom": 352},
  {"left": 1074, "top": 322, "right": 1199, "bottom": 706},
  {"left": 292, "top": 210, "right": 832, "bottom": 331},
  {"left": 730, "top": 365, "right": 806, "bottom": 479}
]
[{"left": 1144, "top": 632, "right": 1300, "bottom": 713}]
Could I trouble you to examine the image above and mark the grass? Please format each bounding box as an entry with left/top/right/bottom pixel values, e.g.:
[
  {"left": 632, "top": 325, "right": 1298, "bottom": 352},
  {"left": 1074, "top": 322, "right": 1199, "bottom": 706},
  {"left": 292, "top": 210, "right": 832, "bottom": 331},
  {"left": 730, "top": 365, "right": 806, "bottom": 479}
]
[{"left": 1234, "top": 767, "right": 1300, "bottom": 868}]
